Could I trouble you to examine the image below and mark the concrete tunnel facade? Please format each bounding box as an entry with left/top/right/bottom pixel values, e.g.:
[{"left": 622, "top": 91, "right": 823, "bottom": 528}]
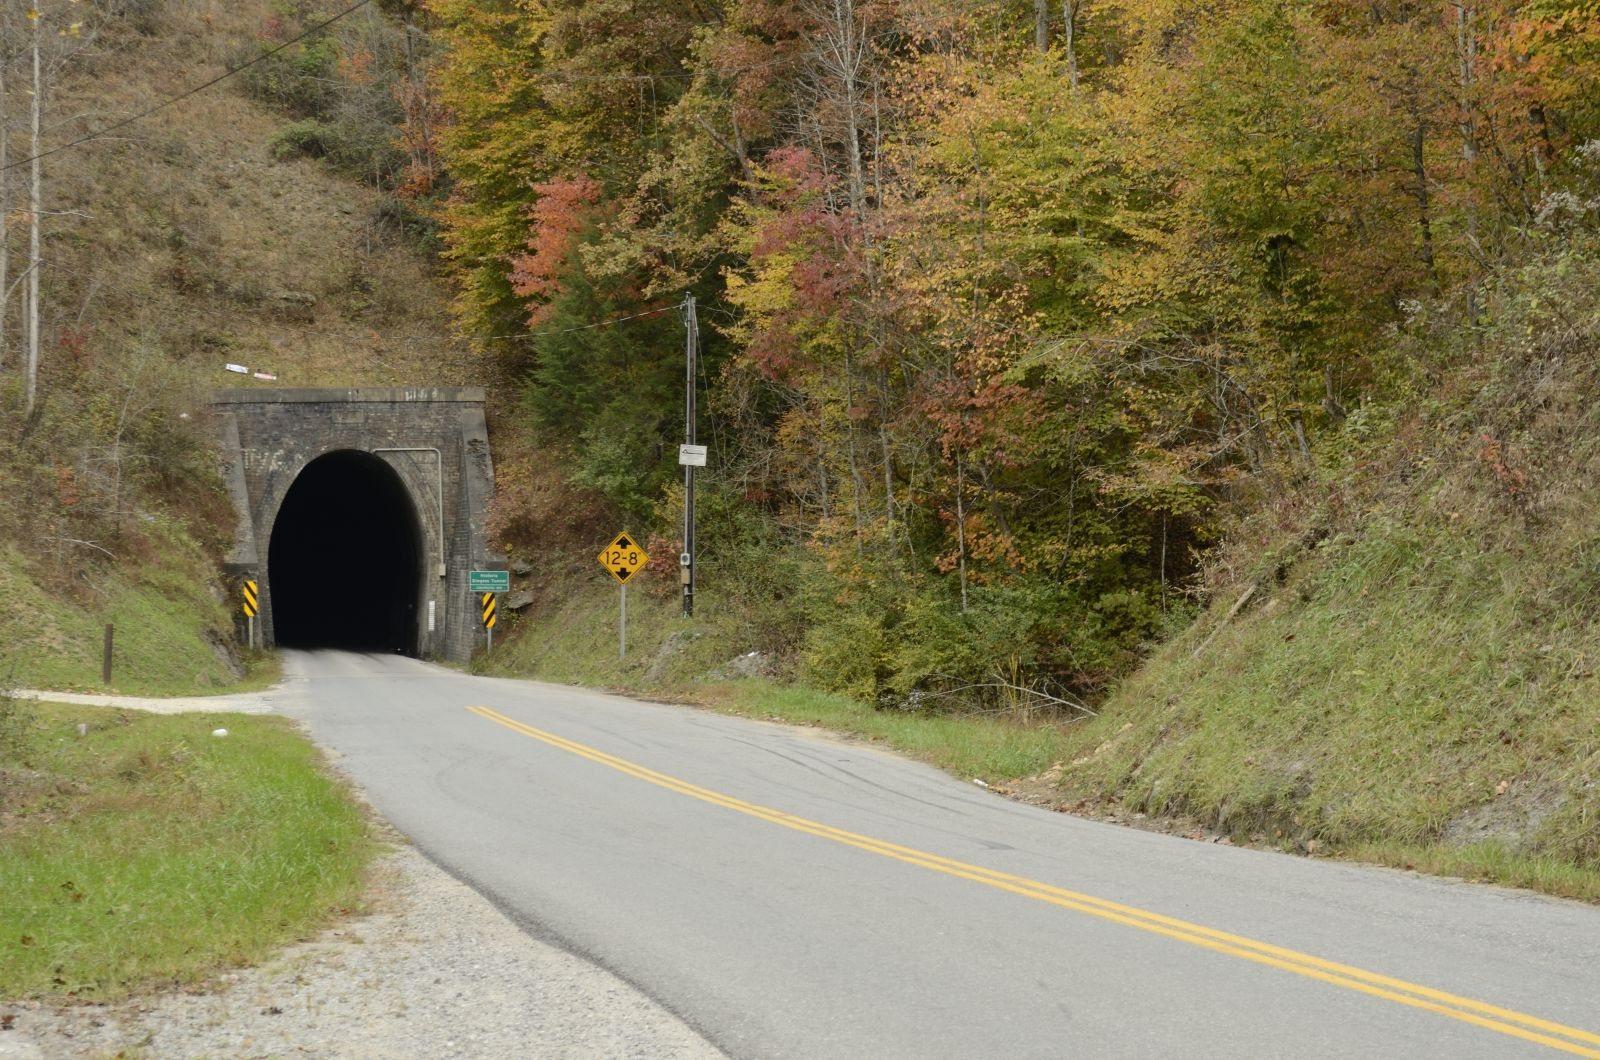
[{"left": 214, "top": 387, "right": 501, "bottom": 662}]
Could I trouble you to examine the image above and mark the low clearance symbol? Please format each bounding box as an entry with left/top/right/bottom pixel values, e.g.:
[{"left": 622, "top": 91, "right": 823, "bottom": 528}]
[{"left": 597, "top": 533, "right": 649, "bottom": 585}]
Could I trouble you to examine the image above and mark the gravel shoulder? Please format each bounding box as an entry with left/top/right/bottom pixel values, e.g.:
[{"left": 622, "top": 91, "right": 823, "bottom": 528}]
[
  {"left": 3, "top": 678, "right": 723, "bottom": 1060},
  {"left": 1, "top": 838, "right": 723, "bottom": 1060},
  {"left": 12, "top": 688, "right": 282, "bottom": 715}
]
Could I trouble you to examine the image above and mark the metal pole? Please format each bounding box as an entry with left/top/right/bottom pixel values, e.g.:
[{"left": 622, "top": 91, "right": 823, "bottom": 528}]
[
  {"left": 620, "top": 583, "right": 627, "bottom": 659},
  {"left": 101, "top": 624, "right": 114, "bottom": 685},
  {"left": 248, "top": 615, "right": 255, "bottom": 651},
  {"left": 683, "top": 293, "right": 697, "bottom": 618}
]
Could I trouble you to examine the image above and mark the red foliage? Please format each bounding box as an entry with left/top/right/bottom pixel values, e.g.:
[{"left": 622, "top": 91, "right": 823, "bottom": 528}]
[
  {"left": 1477, "top": 433, "right": 1528, "bottom": 500},
  {"left": 744, "top": 148, "right": 868, "bottom": 380},
  {"left": 56, "top": 464, "right": 78, "bottom": 509},
  {"left": 393, "top": 78, "right": 447, "bottom": 200},
  {"left": 506, "top": 175, "right": 605, "bottom": 326}
]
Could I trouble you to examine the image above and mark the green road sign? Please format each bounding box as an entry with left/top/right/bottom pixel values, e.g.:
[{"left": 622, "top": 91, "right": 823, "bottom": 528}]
[{"left": 470, "top": 570, "right": 510, "bottom": 593}]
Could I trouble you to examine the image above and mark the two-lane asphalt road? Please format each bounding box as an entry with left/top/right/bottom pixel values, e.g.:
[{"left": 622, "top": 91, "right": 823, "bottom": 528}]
[{"left": 277, "top": 651, "right": 1600, "bottom": 1059}]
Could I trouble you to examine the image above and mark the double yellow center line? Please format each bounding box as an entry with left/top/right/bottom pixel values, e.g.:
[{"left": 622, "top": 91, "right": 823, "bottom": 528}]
[{"left": 467, "top": 704, "right": 1600, "bottom": 1057}]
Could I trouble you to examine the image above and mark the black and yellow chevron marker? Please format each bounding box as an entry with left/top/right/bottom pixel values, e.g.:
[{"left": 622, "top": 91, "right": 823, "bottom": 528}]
[
  {"left": 242, "top": 579, "right": 258, "bottom": 617},
  {"left": 481, "top": 591, "right": 497, "bottom": 630}
]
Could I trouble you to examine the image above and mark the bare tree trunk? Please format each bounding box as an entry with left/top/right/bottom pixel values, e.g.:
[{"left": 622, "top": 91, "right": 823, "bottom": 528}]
[
  {"left": 815, "top": 0, "right": 869, "bottom": 215},
  {"left": 1411, "top": 115, "right": 1438, "bottom": 289},
  {"left": 955, "top": 444, "right": 969, "bottom": 612},
  {"left": 1061, "top": 0, "right": 1080, "bottom": 90},
  {"left": 842, "top": 349, "right": 865, "bottom": 552},
  {"left": 24, "top": 22, "right": 40, "bottom": 415},
  {"left": 1034, "top": 0, "right": 1050, "bottom": 50},
  {"left": 0, "top": 54, "right": 8, "bottom": 372},
  {"left": 1454, "top": 3, "right": 1479, "bottom": 320}
]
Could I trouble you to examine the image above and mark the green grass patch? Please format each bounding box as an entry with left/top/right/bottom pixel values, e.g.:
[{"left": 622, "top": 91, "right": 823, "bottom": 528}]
[
  {"left": 1349, "top": 839, "right": 1600, "bottom": 903},
  {"left": 0, "top": 700, "right": 374, "bottom": 1000},
  {"left": 698, "top": 681, "right": 1076, "bottom": 781},
  {"left": 481, "top": 573, "right": 1080, "bottom": 782},
  {"left": 0, "top": 520, "right": 258, "bottom": 696},
  {"left": 1050, "top": 512, "right": 1600, "bottom": 899}
]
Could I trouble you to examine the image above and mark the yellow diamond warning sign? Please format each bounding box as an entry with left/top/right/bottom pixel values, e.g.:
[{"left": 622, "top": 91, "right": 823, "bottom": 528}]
[{"left": 597, "top": 532, "right": 648, "bottom": 584}]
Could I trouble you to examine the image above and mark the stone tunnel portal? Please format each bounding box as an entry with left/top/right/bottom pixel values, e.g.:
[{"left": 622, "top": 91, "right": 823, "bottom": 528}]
[
  {"left": 217, "top": 387, "right": 499, "bottom": 663},
  {"left": 268, "top": 450, "right": 425, "bottom": 654}
]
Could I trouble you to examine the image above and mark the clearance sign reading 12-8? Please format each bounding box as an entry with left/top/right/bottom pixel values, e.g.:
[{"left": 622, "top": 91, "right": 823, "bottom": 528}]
[{"left": 597, "top": 533, "right": 649, "bottom": 584}]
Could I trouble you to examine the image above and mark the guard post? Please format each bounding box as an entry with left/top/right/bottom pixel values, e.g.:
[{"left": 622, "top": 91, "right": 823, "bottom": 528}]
[
  {"left": 242, "top": 578, "right": 258, "bottom": 650},
  {"left": 469, "top": 570, "right": 510, "bottom": 656}
]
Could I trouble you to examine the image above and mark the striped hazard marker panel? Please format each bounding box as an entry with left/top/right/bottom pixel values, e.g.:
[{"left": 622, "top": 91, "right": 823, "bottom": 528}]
[
  {"left": 242, "top": 579, "right": 258, "bottom": 617},
  {"left": 481, "top": 592, "right": 497, "bottom": 630}
]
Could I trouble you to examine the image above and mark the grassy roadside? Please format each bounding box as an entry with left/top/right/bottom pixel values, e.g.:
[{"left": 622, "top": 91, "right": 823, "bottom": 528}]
[
  {"left": 483, "top": 563, "right": 1600, "bottom": 904},
  {"left": 1046, "top": 512, "right": 1600, "bottom": 904},
  {"left": 480, "top": 574, "right": 1086, "bottom": 782},
  {"left": 0, "top": 527, "right": 268, "bottom": 698},
  {"left": 0, "top": 700, "right": 374, "bottom": 1000}
]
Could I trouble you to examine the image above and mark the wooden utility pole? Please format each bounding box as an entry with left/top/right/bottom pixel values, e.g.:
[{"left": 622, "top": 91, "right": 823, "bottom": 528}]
[
  {"left": 0, "top": 39, "right": 9, "bottom": 374},
  {"left": 24, "top": 14, "right": 40, "bottom": 415},
  {"left": 682, "top": 294, "right": 698, "bottom": 618}
]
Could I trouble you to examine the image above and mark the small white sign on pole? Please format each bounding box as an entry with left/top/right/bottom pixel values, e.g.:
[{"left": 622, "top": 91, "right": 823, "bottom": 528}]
[
  {"left": 224, "top": 363, "right": 250, "bottom": 375},
  {"left": 678, "top": 444, "right": 707, "bottom": 467}
]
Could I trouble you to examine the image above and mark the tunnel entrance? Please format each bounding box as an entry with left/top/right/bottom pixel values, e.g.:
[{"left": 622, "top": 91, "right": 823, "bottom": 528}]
[{"left": 268, "top": 450, "right": 424, "bottom": 654}]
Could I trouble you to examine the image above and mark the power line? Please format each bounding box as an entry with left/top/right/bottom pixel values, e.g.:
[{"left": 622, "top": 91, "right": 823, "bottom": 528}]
[
  {"left": 0, "top": 0, "right": 377, "bottom": 173},
  {"left": 188, "top": 297, "right": 685, "bottom": 349},
  {"left": 11, "top": 10, "right": 906, "bottom": 172}
]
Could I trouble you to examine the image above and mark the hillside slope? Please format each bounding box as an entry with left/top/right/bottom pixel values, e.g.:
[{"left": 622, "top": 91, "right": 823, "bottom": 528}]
[
  {"left": 1048, "top": 238, "right": 1600, "bottom": 896},
  {"left": 2, "top": 1, "right": 469, "bottom": 692}
]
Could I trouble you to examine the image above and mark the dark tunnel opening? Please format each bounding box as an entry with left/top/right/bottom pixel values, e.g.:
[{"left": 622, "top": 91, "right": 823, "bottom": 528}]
[{"left": 268, "top": 450, "right": 424, "bottom": 654}]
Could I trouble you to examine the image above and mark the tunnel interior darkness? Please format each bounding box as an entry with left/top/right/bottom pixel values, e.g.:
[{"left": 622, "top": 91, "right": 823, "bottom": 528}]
[{"left": 268, "top": 450, "right": 424, "bottom": 654}]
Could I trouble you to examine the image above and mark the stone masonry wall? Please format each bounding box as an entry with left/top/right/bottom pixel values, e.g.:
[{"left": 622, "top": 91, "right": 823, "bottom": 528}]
[{"left": 215, "top": 387, "right": 500, "bottom": 663}]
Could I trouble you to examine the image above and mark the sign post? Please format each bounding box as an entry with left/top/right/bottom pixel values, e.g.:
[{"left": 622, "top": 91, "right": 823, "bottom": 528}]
[
  {"left": 470, "top": 573, "right": 508, "bottom": 656},
  {"left": 596, "top": 533, "right": 649, "bottom": 659},
  {"left": 242, "top": 579, "right": 258, "bottom": 650},
  {"left": 481, "top": 591, "right": 497, "bottom": 653}
]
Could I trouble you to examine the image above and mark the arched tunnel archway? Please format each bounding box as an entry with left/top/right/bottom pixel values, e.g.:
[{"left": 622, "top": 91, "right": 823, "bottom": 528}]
[{"left": 268, "top": 450, "right": 424, "bottom": 654}]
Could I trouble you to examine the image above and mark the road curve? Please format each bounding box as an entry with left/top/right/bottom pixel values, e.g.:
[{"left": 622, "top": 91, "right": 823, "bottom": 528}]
[{"left": 275, "top": 651, "right": 1600, "bottom": 1060}]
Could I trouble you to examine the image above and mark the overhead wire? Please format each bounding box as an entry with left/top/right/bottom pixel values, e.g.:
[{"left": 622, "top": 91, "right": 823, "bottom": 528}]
[
  {"left": 197, "top": 298, "right": 686, "bottom": 350},
  {"left": 1, "top": 0, "right": 377, "bottom": 173},
  {"left": 12, "top": 5, "right": 907, "bottom": 173}
]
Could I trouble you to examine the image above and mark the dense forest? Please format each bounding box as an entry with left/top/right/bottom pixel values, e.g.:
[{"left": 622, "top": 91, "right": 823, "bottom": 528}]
[
  {"left": 381, "top": 0, "right": 1599, "bottom": 708},
  {"left": 5, "top": 0, "right": 1600, "bottom": 713}
]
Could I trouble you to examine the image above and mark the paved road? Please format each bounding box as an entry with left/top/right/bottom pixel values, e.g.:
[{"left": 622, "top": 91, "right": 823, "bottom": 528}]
[{"left": 276, "top": 651, "right": 1600, "bottom": 1059}]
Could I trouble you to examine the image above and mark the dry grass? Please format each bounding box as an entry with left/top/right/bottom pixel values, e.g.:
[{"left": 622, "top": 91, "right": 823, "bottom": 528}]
[
  {"left": 48, "top": 0, "right": 478, "bottom": 396},
  {"left": 1, "top": 0, "right": 482, "bottom": 693}
]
